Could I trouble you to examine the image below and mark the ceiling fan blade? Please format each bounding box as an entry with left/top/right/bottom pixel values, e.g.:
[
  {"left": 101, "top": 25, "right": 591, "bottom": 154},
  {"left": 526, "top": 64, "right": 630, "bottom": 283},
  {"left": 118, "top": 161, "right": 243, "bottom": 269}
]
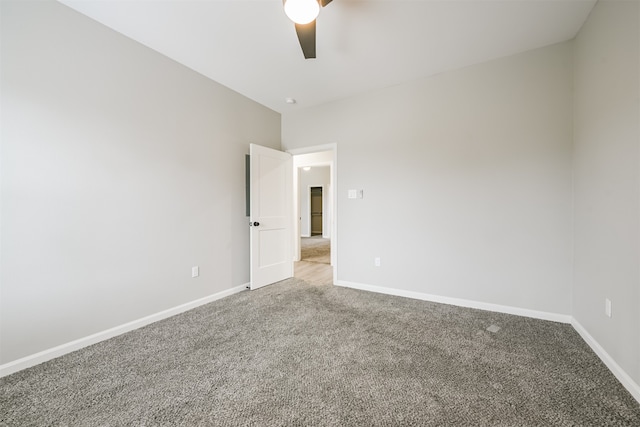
[
  {"left": 295, "top": 21, "right": 316, "bottom": 59},
  {"left": 319, "top": 0, "right": 333, "bottom": 6}
]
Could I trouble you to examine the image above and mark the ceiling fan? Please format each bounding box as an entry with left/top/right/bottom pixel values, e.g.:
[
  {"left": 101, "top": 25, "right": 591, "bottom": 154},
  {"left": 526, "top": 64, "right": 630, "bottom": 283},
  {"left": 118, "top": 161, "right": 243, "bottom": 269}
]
[{"left": 283, "top": 0, "right": 333, "bottom": 59}]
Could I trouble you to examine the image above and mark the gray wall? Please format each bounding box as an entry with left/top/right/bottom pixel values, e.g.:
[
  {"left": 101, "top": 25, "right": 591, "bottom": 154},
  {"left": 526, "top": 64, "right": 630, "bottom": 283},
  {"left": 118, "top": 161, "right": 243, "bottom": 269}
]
[
  {"left": 0, "top": 0, "right": 280, "bottom": 364},
  {"left": 283, "top": 43, "right": 574, "bottom": 316},
  {"left": 573, "top": 0, "right": 640, "bottom": 385}
]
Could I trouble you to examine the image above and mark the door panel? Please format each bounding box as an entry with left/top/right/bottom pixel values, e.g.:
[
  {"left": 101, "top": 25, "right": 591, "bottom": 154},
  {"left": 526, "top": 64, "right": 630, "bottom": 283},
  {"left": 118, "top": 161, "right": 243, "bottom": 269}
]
[
  {"left": 250, "top": 144, "right": 293, "bottom": 290},
  {"left": 259, "top": 229, "right": 288, "bottom": 267}
]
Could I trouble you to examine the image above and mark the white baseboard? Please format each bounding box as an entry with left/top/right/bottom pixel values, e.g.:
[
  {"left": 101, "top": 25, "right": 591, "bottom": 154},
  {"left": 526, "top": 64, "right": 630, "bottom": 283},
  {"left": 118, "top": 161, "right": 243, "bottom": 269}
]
[
  {"left": 335, "top": 280, "right": 572, "bottom": 323},
  {"left": 571, "top": 319, "right": 640, "bottom": 404},
  {"left": 0, "top": 284, "right": 248, "bottom": 378}
]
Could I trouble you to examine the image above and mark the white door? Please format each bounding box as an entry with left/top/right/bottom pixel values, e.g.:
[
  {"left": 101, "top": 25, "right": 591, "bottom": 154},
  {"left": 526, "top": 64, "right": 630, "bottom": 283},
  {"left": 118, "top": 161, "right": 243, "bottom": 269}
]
[{"left": 249, "top": 144, "right": 293, "bottom": 290}]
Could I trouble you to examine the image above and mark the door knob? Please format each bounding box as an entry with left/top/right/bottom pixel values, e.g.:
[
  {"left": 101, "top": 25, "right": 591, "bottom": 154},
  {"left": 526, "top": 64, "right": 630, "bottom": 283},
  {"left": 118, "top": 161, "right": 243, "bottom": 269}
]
[{"left": 252, "top": 222, "right": 260, "bottom": 227}]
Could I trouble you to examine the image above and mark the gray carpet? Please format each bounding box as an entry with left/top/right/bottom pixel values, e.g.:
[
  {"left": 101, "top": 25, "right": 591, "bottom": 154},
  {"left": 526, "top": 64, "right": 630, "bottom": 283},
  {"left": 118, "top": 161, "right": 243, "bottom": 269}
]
[
  {"left": 1, "top": 278, "right": 639, "bottom": 426},
  {"left": 301, "top": 237, "right": 330, "bottom": 264}
]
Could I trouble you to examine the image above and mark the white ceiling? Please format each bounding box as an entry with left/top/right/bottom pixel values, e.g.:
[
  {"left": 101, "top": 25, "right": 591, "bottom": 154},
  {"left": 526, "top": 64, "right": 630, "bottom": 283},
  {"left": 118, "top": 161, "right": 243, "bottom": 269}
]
[{"left": 58, "top": 0, "right": 596, "bottom": 113}]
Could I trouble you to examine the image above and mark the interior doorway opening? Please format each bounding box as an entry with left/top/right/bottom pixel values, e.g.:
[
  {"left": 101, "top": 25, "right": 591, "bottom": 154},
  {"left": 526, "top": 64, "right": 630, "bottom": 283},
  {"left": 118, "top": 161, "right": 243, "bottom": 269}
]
[
  {"left": 310, "top": 186, "right": 323, "bottom": 236},
  {"left": 290, "top": 145, "right": 337, "bottom": 286}
]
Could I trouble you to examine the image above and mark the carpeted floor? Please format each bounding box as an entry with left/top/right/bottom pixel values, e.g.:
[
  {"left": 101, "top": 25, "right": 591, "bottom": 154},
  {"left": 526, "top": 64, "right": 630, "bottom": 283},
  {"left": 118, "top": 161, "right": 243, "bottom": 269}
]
[
  {"left": 301, "top": 236, "right": 330, "bottom": 264},
  {"left": 1, "top": 278, "right": 639, "bottom": 426}
]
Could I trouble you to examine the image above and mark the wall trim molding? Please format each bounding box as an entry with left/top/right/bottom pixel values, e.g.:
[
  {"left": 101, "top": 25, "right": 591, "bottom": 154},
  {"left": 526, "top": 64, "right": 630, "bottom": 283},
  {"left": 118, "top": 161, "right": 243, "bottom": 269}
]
[
  {"left": 571, "top": 318, "right": 640, "bottom": 403},
  {"left": 0, "top": 284, "right": 248, "bottom": 378},
  {"left": 335, "top": 280, "right": 572, "bottom": 323}
]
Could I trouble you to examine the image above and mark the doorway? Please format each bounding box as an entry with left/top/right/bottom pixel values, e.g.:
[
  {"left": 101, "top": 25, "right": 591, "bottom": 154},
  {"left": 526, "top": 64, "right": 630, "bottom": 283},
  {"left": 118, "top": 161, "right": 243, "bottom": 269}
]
[
  {"left": 310, "top": 186, "right": 323, "bottom": 236},
  {"left": 289, "top": 145, "right": 336, "bottom": 285}
]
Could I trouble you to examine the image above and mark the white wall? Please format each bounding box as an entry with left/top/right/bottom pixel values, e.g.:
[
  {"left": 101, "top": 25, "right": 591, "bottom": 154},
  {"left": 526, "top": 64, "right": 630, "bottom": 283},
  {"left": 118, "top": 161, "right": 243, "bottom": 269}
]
[
  {"left": 0, "top": 0, "right": 281, "bottom": 364},
  {"left": 283, "top": 42, "right": 574, "bottom": 316},
  {"left": 299, "top": 167, "right": 331, "bottom": 237},
  {"left": 573, "top": 0, "right": 640, "bottom": 386}
]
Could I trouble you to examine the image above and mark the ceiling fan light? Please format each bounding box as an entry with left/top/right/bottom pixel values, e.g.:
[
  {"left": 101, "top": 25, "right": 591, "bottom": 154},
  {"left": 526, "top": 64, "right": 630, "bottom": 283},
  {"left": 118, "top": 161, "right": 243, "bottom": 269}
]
[{"left": 284, "top": 0, "right": 319, "bottom": 25}]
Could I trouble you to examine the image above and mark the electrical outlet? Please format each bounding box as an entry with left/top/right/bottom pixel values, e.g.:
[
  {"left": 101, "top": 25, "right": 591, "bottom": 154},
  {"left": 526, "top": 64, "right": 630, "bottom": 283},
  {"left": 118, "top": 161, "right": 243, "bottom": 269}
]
[
  {"left": 374, "top": 257, "right": 381, "bottom": 267},
  {"left": 605, "top": 298, "right": 612, "bottom": 318},
  {"left": 192, "top": 266, "right": 199, "bottom": 278}
]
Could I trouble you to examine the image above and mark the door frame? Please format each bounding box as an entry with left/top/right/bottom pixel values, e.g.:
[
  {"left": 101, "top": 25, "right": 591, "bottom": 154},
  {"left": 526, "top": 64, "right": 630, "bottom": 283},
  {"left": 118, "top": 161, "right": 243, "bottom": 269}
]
[{"left": 288, "top": 143, "right": 337, "bottom": 282}]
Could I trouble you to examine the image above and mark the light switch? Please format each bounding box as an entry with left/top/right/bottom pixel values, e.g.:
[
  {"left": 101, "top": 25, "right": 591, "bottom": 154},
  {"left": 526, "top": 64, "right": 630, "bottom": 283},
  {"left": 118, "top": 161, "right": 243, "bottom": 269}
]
[
  {"left": 192, "top": 266, "right": 199, "bottom": 278},
  {"left": 348, "top": 189, "right": 357, "bottom": 199}
]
